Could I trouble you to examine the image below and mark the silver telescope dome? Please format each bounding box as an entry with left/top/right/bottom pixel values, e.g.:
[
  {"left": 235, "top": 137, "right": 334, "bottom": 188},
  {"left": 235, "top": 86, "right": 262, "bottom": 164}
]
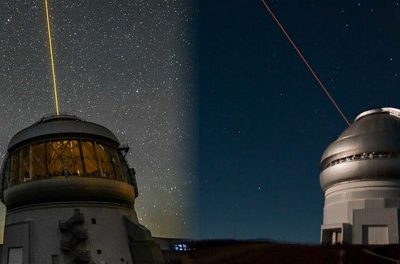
[{"left": 320, "top": 107, "right": 400, "bottom": 190}]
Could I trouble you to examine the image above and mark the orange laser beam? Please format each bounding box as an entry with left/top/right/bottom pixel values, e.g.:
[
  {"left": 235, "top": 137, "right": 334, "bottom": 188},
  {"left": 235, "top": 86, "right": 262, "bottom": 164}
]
[{"left": 260, "top": 0, "right": 350, "bottom": 126}]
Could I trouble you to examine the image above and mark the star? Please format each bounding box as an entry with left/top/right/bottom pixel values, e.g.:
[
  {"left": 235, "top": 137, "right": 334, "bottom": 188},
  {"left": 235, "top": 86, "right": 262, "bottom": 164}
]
[{"left": 0, "top": 0, "right": 198, "bottom": 238}]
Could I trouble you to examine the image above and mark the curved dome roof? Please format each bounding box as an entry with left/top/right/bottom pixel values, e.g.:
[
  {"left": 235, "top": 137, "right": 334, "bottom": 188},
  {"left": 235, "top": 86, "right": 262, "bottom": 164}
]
[
  {"left": 320, "top": 107, "right": 400, "bottom": 190},
  {"left": 322, "top": 108, "right": 400, "bottom": 163},
  {"left": 1, "top": 114, "right": 136, "bottom": 209},
  {"left": 8, "top": 114, "right": 120, "bottom": 150}
]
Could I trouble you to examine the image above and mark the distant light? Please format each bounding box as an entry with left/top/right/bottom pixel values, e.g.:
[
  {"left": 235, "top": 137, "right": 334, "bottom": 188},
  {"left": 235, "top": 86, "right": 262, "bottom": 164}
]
[{"left": 174, "top": 243, "right": 190, "bottom": 252}]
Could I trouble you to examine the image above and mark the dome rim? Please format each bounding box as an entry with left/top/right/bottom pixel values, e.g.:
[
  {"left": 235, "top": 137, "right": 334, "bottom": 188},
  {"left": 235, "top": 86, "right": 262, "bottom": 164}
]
[{"left": 8, "top": 114, "right": 120, "bottom": 150}]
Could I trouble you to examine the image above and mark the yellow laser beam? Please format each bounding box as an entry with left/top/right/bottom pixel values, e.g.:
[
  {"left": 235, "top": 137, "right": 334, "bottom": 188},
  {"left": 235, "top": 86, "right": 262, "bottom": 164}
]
[{"left": 44, "top": 0, "right": 60, "bottom": 115}]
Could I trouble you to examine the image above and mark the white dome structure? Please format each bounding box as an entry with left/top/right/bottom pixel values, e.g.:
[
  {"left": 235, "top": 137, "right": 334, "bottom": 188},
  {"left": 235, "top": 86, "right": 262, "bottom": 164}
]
[
  {"left": 0, "top": 114, "right": 165, "bottom": 264},
  {"left": 320, "top": 107, "right": 400, "bottom": 245}
]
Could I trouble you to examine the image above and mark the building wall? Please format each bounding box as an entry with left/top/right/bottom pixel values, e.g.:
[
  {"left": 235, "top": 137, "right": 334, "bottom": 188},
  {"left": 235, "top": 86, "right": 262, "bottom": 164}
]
[
  {"left": 1, "top": 222, "right": 30, "bottom": 264},
  {"left": 2, "top": 203, "right": 139, "bottom": 264},
  {"left": 322, "top": 180, "right": 400, "bottom": 245},
  {"left": 353, "top": 207, "right": 399, "bottom": 244}
]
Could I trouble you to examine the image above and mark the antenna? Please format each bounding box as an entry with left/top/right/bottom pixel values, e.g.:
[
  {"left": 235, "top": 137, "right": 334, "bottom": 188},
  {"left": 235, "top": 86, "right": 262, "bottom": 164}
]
[
  {"left": 44, "top": 0, "right": 60, "bottom": 115},
  {"left": 260, "top": 0, "right": 351, "bottom": 126}
]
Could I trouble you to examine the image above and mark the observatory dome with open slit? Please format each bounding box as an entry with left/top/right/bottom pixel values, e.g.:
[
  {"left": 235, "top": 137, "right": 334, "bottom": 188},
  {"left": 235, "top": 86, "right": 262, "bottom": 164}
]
[
  {"left": 320, "top": 107, "right": 400, "bottom": 191},
  {"left": 0, "top": 114, "right": 164, "bottom": 264},
  {"left": 1, "top": 114, "right": 137, "bottom": 209},
  {"left": 320, "top": 107, "right": 400, "bottom": 245}
]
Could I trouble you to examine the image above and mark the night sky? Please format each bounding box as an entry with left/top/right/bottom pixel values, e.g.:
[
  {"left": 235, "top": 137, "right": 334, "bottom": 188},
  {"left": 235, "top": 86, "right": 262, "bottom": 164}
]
[
  {"left": 0, "top": 0, "right": 198, "bottom": 239},
  {"left": 1, "top": 0, "right": 400, "bottom": 244},
  {"left": 199, "top": 0, "right": 400, "bottom": 243}
]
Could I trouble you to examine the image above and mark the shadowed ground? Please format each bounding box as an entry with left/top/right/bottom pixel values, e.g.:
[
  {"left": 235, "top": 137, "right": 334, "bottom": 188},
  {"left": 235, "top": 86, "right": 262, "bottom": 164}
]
[{"left": 163, "top": 240, "right": 400, "bottom": 264}]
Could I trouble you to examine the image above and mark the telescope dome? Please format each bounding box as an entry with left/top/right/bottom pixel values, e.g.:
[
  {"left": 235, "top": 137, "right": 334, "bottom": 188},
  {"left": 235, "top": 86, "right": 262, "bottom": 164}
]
[
  {"left": 320, "top": 107, "right": 400, "bottom": 190},
  {"left": 8, "top": 114, "right": 120, "bottom": 150},
  {"left": 0, "top": 114, "right": 137, "bottom": 209}
]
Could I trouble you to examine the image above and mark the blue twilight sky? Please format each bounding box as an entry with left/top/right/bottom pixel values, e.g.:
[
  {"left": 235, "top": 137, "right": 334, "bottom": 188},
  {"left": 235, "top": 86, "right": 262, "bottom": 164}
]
[{"left": 198, "top": 0, "right": 400, "bottom": 243}]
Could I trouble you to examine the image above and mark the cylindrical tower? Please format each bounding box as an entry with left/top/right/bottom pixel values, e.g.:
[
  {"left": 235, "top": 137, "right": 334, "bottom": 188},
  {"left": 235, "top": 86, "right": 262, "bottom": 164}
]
[
  {"left": 320, "top": 107, "right": 400, "bottom": 245},
  {"left": 0, "top": 114, "right": 164, "bottom": 264}
]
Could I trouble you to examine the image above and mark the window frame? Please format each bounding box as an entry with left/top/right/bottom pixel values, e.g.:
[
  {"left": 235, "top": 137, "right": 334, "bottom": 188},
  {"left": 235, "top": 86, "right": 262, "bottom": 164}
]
[{"left": 5, "top": 138, "right": 130, "bottom": 188}]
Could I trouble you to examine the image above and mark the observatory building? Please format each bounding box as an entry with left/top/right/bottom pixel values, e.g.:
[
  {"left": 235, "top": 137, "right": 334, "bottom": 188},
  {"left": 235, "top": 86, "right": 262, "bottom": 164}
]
[
  {"left": 320, "top": 107, "right": 400, "bottom": 245},
  {"left": 0, "top": 114, "right": 164, "bottom": 264}
]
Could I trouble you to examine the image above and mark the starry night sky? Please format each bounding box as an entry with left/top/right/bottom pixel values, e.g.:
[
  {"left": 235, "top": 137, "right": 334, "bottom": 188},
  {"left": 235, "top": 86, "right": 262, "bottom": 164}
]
[
  {"left": 0, "top": 0, "right": 198, "bottom": 238},
  {"left": 1, "top": 0, "right": 400, "bottom": 244},
  {"left": 199, "top": 0, "right": 400, "bottom": 243}
]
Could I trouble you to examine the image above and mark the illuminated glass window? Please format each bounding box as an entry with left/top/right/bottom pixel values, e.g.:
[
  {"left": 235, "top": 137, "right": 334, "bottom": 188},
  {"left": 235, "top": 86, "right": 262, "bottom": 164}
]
[
  {"left": 119, "top": 154, "right": 130, "bottom": 183},
  {"left": 48, "top": 141, "right": 65, "bottom": 176},
  {"left": 19, "top": 146, "right": 30, "bottom": 182},
  {"left": 82, "top": 141, "right": 99, "bottom": 177},
  {"left": 63, "top": 140, "right": 83, "bottom": 176},
  {"left": 110, "top": 149, "right": 123, "bottom": 180},
  {"left": 9, "top": 153, "right": 18, "bottom": 186},
  {"left": 95, "top": 143, "right": 114, "bottom": 178},
  {"left": 31, "top": 143, "right": 47, "bottom": 179},
  {"left": 5, "top": 139, "right": 132, "bottom": 187}
]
